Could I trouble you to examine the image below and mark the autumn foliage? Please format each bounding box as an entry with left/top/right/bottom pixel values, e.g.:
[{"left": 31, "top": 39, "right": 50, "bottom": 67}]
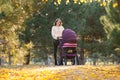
[{"left": 0, "top": 65, "right": 120, "bottom": 80}]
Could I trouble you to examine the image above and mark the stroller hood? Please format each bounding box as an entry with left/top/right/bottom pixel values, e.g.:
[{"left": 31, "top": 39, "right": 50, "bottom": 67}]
[{"left": 62, "top": 29, "right": 77, "bottom": 43}]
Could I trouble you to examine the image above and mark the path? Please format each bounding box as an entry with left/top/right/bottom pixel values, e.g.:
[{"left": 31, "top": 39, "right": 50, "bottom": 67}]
[{"left": 0, "top": 65, "right": 120, "bottom": 80}]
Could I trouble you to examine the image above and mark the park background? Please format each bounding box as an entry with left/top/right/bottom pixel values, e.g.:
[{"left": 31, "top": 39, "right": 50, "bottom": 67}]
[{"left": 0, "top": 0, "right": 120, "bottom": 66}]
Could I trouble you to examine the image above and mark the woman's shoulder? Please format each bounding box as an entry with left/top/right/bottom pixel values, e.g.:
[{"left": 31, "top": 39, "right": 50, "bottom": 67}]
[
  {"left": 52, "top": 26, "right": 58, "bottom": 27},
  {"left": 52, "top": 26, "right": 56, "bottom": 28},
  {"left": 52, "top": 26, "right": 64, "bottom": 28},
  {"left": 52, "top": 26, "right": 57, "bottom": 30}
]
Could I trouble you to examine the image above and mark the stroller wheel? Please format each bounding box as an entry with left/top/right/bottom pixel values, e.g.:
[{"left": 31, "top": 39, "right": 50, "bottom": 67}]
[
  {"left": 59, "top": 58, "right": 67, "bottom": 65},
  {"left": 62, "top": 58, "right": 67, "bottom": 65},
  {"left": 59, "top": 58, "right": 63, "bottom": 65},
  {"left": 57, "top": 57, "right": 64, "bottom": 65},
  {"left": 71, "top": 59, "right": 75, "bottom": 65}
]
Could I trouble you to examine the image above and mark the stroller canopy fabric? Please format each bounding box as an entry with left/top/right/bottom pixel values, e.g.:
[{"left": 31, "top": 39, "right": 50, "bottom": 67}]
[{"left": 62, "top": 29, "right": 77, "bottom": 43}]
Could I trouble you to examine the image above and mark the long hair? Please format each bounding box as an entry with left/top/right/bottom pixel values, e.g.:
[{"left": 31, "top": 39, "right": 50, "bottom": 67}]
[{"left": 53, "top": 18, "right": 63, "bottom": 26}]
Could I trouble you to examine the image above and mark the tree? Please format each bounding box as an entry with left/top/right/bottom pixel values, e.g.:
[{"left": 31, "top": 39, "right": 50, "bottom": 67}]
[
  {"left": 100, "top": 0, "right": 120, "bottom": 63},
  {"left": 0, "top": 0, "right": 35, "bottom": 65},
  {"left": 75, "top": 2, "right": 106, "bottom": 64}
]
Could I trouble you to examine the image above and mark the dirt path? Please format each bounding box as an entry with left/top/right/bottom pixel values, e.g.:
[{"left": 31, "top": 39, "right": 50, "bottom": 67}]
[{"left": 0, "top": 65, "right": 120, "bottom": 80}]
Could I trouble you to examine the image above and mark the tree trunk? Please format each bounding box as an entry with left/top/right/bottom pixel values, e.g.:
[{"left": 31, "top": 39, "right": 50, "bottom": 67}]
[
  {"left": 79, "top": 36, "right": 85, "bottom": 65},
  {"left": 0, "top": 57, "right": 1, "bottom": 65},
  {"left": 117, "top": 58, "right": 120, "bottom": 64},
  {"left": 8, "top": 52, "right": 12, "bottom": 65},
  {"left": 24, "top": 29, "right": 31, "bottom": 65},
  {"left": 93, "top": 58, "right": 97, "bottom": 66},
  {"left": 117, "top": 0, "right": 120, "bottom": 22},
  {"left": 23, "top": 51, "right": 30, "bottom": 65},
  {"left": 79, "top": 48, "right": 85, "bottom": 65}
]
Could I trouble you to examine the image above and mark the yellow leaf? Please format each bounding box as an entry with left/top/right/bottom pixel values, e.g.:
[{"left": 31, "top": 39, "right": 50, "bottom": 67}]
[
  {"left": 97, "top": 0, "right": 101, "bottom": 2},
  {"left": 113, "top": 2, "right": 118, "bottom": 8},
  {"left": 80, "top": 0, "right": 84, "bottom": 3},
  {"left": 16, "top": 4, "right": 19, "bottom": 7},
  {"left": 90, "top": 0, "right": 93, "bottom": 3},
  {"left": 102, "top": 2, "right": 107, "bottom": 6}
]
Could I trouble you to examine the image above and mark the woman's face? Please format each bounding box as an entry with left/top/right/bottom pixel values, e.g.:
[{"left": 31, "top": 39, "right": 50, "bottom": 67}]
[{"left": 56, "top": 20, "right": 61, "bottom": 26}]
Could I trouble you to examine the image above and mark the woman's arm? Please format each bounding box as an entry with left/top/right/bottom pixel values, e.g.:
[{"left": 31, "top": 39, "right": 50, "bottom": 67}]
[{"left": 51, "top": 26, "right": 57, "bottom": 40}]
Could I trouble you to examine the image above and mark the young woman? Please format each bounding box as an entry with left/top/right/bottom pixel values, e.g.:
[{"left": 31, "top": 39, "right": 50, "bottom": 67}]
[{"left": 51, "top": 18, "right": 64, "bottom": 65}]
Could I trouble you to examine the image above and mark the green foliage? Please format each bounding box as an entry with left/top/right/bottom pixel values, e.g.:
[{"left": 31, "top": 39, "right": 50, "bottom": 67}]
[
  {"left": 0, "top": 0, "right": 119, "bottom": 65},
  {"left": 100, "top": 1, "right": 120, "bottom": 60},
  {"left": 105, "top": 1, "right": 119, "bottom": 23},
  {"left": 76, "top": 2, "right": 106, "bottom": 56},
  {"left": 110, "top": 28, "right": 120, "bottom": 46}
]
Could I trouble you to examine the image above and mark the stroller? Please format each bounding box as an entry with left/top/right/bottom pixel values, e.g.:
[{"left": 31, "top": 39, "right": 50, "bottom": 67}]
[{"left": 58, "top": 29, "right": 79, "bottom": 65}]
